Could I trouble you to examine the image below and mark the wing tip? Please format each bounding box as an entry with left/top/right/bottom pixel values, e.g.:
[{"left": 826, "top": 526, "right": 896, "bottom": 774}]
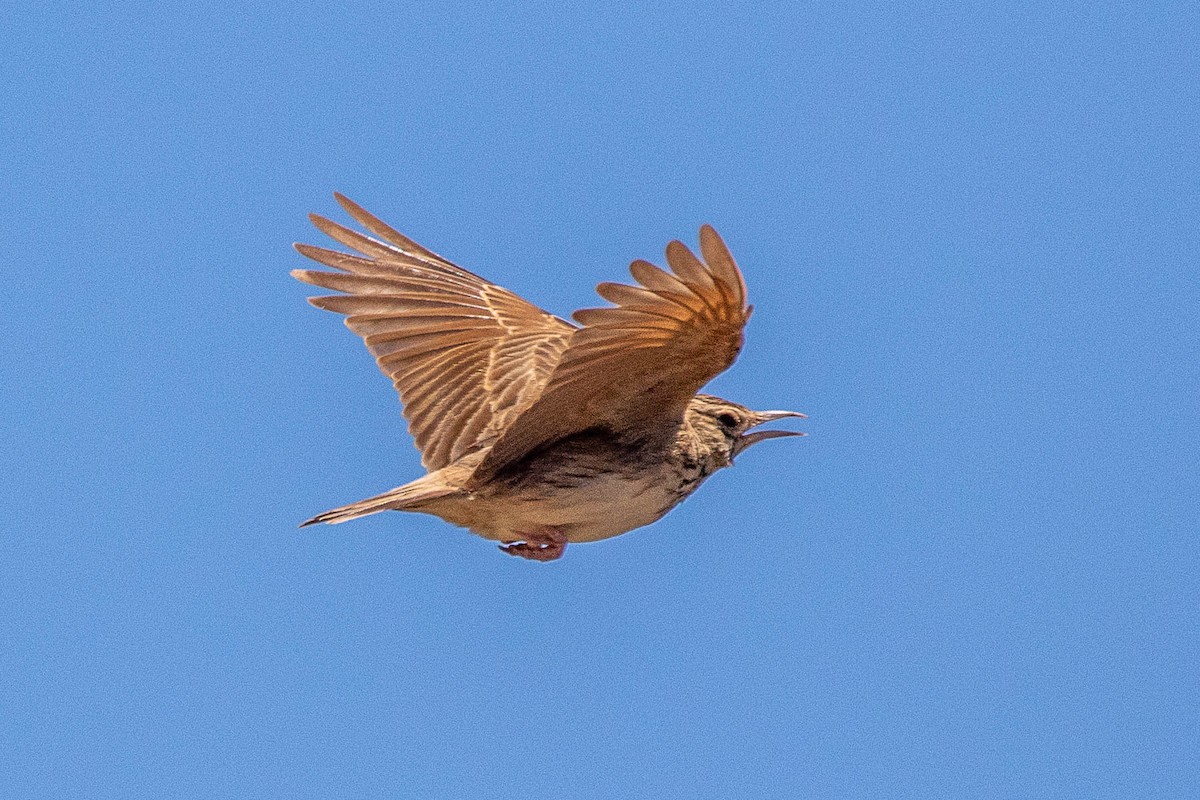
[
  {"left": 333, "top": 191, "right": 366, "bottom": 217},
  {"left": 308, "top": 212, "right": 355, "bottom": 239},
  {"left": 306, "top": 294, "right": 337, "bottom": 310},
  {"left": 697, "top": 223, "right": 749, "bottom": 309},
  {"left": 293, "top": 241, "right": 324, "bottom": 261},
  {"left": 291, "top": 269, "right": 333, "bottom": 293}
]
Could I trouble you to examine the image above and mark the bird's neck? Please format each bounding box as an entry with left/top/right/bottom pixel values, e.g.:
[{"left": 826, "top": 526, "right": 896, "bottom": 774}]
[{"left": 674, "top": 419, "right": 733, "bottom": 480}]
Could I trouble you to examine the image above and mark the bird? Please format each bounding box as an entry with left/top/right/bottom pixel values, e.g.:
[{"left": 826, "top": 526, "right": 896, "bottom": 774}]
[{"left": 291, "top": 194, "right": 806, "bottom": 561}]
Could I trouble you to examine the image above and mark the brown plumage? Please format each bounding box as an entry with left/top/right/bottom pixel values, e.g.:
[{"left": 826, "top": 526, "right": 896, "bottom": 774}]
[{"left": 292, "top": 194, "right": 805, "bottom": 561}]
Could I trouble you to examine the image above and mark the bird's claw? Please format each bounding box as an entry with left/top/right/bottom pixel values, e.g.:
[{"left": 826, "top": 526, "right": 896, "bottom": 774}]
[{"left": 499, "top": 528, "right": 567, "bottom": 562}]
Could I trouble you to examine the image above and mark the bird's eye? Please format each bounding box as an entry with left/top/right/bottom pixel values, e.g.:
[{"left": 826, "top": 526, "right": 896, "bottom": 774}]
[{"left": 717, "top": 412, "right": 739, "bottom": 430}]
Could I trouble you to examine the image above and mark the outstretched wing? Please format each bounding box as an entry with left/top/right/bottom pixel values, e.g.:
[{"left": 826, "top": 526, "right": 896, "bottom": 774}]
[
  {"left": 292, "top": 194, "right": 574, "bottom": 470},
  {"left": 469, "top": 224, "right": 752, "bottom": 484}
]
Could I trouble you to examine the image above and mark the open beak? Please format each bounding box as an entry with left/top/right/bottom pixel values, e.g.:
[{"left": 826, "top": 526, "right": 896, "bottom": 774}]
[{"left": 733, "top": 410, "right": 808, "bottom": 456}]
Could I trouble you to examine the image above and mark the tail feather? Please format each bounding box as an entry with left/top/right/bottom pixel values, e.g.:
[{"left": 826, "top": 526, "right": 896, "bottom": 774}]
[{"left": 299, "top": 479, "right": 458, "bottom": 527}]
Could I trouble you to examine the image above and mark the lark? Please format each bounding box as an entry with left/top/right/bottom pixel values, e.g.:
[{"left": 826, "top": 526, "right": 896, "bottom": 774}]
[{"left": 292, "top": 195, "right": 805, "bottom": 561}]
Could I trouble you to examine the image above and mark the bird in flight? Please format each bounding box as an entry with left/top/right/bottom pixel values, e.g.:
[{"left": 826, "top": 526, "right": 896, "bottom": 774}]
[{"left": 292, "top": 194, "right": 805, "bottom": 561}]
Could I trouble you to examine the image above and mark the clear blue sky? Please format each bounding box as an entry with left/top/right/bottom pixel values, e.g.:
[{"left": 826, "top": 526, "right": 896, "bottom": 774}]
[{"left": 4, "top": 3, "right": 1197, "bottom": 797}]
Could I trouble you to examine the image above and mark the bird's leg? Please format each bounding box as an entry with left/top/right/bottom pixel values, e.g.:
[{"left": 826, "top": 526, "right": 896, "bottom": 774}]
[{"left": 499, "top": 526, "right": 568, "bottom": 562}]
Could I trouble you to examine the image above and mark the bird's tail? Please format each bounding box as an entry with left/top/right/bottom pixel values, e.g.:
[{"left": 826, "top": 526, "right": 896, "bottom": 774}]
[{"left": 298, "top": 477, "right": 459, "bottom": 527}]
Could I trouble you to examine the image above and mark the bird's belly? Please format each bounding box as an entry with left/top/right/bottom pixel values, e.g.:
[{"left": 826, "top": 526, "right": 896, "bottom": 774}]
[{"left": 455, "top": 473, "right": 687, "bottom": 544}]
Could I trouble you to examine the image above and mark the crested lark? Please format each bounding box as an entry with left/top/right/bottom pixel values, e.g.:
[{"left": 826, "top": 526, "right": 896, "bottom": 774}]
[{"left": 292, "top": 195, "right": 805, "bottom": 561}]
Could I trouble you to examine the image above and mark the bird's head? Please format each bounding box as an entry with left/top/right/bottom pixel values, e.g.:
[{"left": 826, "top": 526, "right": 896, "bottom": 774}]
[{"left": 685, "top": 394, "right": 807, "bottom": 465}]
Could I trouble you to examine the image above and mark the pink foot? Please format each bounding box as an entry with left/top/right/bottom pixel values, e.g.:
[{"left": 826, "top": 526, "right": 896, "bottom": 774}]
[{"left": 499, "top": 527, "right": 568, "bottom": 562}]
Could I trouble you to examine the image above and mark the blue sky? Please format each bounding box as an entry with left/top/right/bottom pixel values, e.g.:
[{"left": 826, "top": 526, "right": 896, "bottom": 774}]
[{"left": 3, "top": 2, "right": 1197, "bottom": 797}]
